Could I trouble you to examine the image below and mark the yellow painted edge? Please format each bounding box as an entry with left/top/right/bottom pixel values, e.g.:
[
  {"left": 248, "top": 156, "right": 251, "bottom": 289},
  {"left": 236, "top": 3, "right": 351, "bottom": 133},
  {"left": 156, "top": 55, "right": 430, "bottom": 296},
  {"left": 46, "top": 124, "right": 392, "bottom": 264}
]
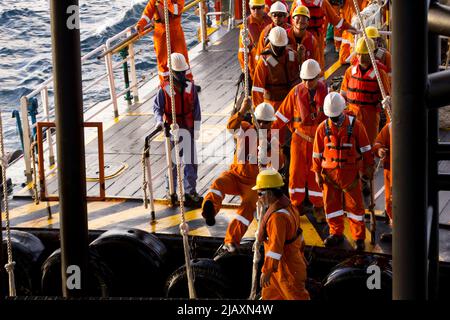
[{"left": 324, "top": 60, "right": 342, "bottom": 80}]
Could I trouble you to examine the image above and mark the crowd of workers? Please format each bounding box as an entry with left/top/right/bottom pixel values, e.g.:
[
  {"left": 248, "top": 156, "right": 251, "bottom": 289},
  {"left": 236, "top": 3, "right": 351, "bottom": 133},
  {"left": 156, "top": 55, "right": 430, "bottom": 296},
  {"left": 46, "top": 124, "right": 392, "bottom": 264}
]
[{"left": 136, "top": 0, "right": 392, "bottom": 300}]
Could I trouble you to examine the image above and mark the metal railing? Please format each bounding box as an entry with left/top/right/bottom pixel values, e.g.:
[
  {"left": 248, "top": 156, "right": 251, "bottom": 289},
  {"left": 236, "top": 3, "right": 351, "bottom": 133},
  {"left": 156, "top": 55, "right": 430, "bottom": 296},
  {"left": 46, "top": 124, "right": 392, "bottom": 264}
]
[{"left": 17, "top": 0, "right": 220, "bottom": 184}]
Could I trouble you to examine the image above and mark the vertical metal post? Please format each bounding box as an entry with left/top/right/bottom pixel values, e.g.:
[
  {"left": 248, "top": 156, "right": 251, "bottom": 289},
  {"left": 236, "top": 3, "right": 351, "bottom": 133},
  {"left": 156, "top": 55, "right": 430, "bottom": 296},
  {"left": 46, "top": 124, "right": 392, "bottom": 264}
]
[
  {"left": 119, "top": 48, "right": 133, "bottom": 106},
  {"left": 427, "top": 3, "right": 441, "bottom": 299},
  {"left": 20, "top": 96, "right": 32, "bottom": 183},
  {"left": 392, "top": 0, "right": 429, "bottom": 299},
  {"left": 49, "top": 0, "right": 89, "bottom": 297},
  {"left": 104, "top": 48, "right": 119, "bottom": 118},
  {"left": 127, "top": 30, "right": 139, "bottom": 104},
  {"left": 42, "top": 87, "right": 55, "bottom": 166},
  {"left": 199, "top": 0, "right": 208, "bottom": 51}
]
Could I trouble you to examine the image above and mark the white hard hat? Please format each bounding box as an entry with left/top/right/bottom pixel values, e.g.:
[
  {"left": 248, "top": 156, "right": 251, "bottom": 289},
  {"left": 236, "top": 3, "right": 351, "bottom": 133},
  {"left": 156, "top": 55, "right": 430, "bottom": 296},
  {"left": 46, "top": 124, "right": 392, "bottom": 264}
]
[
  {"left": 300, "top": 59, "right": 321, "bottom": 80},
  {"left": 324, "top": 92, "right": 346, "bottom": 117},
  {"left": 171, "top": 52, "right": 189, "bottom": 72},
  {"left": 268, "top": 26, "right": 288, "bottom": 47},
  {"left": 255, "top": 102, "right": 277, "bottom": 121},
  {"left": 269, "top": 1, "right": 288, "bottom": 14}
]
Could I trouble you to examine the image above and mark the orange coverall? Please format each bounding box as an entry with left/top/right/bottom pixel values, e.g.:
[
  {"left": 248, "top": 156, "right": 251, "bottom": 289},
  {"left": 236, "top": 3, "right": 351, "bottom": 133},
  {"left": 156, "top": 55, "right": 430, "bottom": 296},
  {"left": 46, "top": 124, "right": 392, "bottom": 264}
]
[
  {"left": 312, "top": 115, "right": 374, "bottom": 240},
  {"left": 336, "top": 0, "right": 369, "bottom": 64},
  {"left": 252, "top": 45, "right": 300, "bottom": 111},
  {"left": 254, "top": 22, "right": 292, "bottom": 66},
  {"left": 238, "top": 14, "right": 272, "bottom": 79},
  {"left": 340, "top": 61, "right": 391, "bottom": 144},
  {"left": 259, "top": 195, "right": 310, "bottom": 300},
  {"left": 372, "top": 122, "right": 392, "bottom": 219},
  {"left": 203, "top": 112, "right": 282, "bottom": 246},
  {"left": 290, "top": 0, "right": 352, "bottom": 68},
  {"left": 272, "top": 81, "right": 327, "bottom": 208},
  {"left": 287, "top": 28, "right": 321, "bottom": 66},
  {"left": 137, "top": 0, "right": 192, "bottom": 83}
]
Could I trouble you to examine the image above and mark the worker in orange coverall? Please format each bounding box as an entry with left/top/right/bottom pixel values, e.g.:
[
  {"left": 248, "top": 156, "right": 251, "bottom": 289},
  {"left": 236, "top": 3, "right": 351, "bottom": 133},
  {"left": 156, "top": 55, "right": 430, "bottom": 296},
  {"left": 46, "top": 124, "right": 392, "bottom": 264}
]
[
  {"left": 253, "top": 169, "right": 310, "bottom": 300},
  {"left": 202, "top": 99, "right": 283, "bottom": 255},
  {"left": 238, "top": 0, "right": 272, "bottom": 80},
  {"left": 312, "top": 92, "right": 374, "bottom": 251},
  {"left": 254, "top": 1, "right": 291, "bottom": 64},
  {"left": 272, "top": 59, "right": 327, "bottom": 222},
  {"left": 264, "top": 0, "right": 289, "bottom": 14},
  {"left": 372, "top": 121, "right": 392, "bottom": 242},
  {"left": 290, "top": 0, "right": 357, "bottom": 68},
  {"left": 340, "top": 37, "right": 391, "bottom": 145},
  {"left": 136, "top": 0, "right": 194, "bottom": 84},
  {"left": 350, "top": 26, "right": 392, "bottom": 74},
  {"left": 287, "top": 5, "right": 321, "bottom": 66},
  {"left": 252, "top": 26, "right": 300, "bottom": 111},
  {"left": 336, "top": 0, "right": 369, "bottom": 64}
]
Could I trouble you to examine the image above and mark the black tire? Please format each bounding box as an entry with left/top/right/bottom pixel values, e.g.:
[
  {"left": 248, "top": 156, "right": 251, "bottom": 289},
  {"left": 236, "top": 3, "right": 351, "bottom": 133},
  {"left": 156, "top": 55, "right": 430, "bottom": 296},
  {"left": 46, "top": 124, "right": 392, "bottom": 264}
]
[
  {"left": 1, "top": 230, "right": 45, "bottom": 295},
  {"left": 322, "top": 255, "right": 392, "bottom": 300},
  {"left": 165, "top": 258, "right": 231, "bottom": 299},
  {"left": 89, "top": 228, "right": 168, "bottom": 297},
  {"left": 41, "top": 248, "right": 113, "bottom": 297},
  {"left": 214, "top": 240, "right": 256, "bottom": 299}
]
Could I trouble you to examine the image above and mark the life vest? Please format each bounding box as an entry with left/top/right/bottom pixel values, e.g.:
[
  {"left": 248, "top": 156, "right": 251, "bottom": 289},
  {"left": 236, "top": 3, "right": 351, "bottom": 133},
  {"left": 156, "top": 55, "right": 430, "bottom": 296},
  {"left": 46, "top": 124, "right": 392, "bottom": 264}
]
[
  {"left": 299, "top": 0, "right": 325, "bottom": 32},
  {"left": 346, "top": 64, "right": 383, "bottom": 108},
  {"left": 247, "top": 15, "right": 272, "bottom": 49},
  {"left": 321, "top": 115, "right": 361, "bottom": 169},
  {"left": 261, "top": 48, "right": 301, "bottom": 101},
  {"left": 294, "top": 81, "right": 327, "bottom": 128},
  {"left": 162, "top": 80, "right": 195, "bottom": 128},
  {"left": 257, "top": 195, "right": 303, "bottom": 244}
]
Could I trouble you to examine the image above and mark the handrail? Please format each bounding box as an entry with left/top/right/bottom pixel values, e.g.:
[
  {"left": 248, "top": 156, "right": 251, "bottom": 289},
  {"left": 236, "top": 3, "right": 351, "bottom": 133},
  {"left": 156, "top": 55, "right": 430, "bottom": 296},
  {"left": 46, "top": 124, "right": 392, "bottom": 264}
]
[{"left": 17, "top": 0, "right": 213, "bottom": 183}]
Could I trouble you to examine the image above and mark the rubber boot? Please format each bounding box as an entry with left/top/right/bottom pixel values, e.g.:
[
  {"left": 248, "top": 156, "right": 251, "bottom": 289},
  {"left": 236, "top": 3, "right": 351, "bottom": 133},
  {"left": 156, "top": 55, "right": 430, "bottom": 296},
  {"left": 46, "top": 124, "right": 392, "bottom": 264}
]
[
  {"left": 185, "top": 192, "right": 204, "bottom": 209},
  {"left": 324, "top": 234, "right": 344, "bottom": 247},
  {"left": 354, "top": 239, "right": 365, "bottom": 251},
  {"left": 202, "top": 199, "right": 216, "bottom": 226}
]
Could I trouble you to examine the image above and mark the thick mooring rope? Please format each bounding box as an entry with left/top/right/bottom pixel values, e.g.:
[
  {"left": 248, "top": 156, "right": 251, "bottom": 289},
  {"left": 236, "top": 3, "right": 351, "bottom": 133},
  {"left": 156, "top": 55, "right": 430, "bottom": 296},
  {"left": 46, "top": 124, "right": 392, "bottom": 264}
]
[
  {"left": 162, "top": 0, "right": 196, "bottom": 299},
  {"left": 0, "top": 112, "right": 16, "bottom": 296}
]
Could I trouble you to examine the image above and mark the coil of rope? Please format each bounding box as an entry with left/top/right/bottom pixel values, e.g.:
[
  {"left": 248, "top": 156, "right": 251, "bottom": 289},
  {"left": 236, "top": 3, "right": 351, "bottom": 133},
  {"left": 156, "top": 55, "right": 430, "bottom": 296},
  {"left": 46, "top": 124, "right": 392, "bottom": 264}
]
[
  {"left": 162, "top": 0, "right": 196, "bottom": 299},
  {"left": 0, "top": 112, "right": 16, "bottom": 296},
  {"left": 352, "top": 0, "right": 392, "bottom": 119},
  {"left": 240, "top": 0, "right": 265, "bottom": 300}
]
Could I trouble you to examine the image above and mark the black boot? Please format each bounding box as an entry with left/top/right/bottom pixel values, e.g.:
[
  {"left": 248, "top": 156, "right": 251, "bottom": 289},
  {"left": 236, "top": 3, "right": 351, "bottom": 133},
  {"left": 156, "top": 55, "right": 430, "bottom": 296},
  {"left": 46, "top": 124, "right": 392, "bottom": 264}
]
[
  {"left": 380, "top": 232, "right": 392, "bottom": 243},
  {"left": 202, "top": 199, "right": 216, "bottom": 226},
  {"left": 324, "top": 234, "right": 344, "bottom": 247},
  {"left": 354, "top": 239, "right": 365, "bottom": 251},
  {"left": 195, "top": 84, "right": 201, "bottom": 92},
  {"left": 184, "top": 191, "right": 203, "bottom": 208}
]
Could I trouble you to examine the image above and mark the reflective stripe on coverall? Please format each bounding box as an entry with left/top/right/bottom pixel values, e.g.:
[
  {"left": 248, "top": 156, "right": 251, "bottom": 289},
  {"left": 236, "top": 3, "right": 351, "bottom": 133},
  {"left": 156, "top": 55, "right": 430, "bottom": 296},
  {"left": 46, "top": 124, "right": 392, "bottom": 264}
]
[
  {"left": 286, "top": 28, "right": 321, "bottom": 66},
  {"left": 272, "top": 81, "right": 327, "bottom": 207},
  {"left": 312, "top": 115, "right": 374, "bottom": 240},
  {"left": 258, "top": 195, "right": 310, "bottom": 300}
]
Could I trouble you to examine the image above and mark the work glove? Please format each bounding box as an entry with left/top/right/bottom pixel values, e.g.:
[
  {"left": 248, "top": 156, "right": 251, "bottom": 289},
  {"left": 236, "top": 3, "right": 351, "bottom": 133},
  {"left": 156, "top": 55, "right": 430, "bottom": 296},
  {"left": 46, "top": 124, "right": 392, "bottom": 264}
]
[
  {"left": 377, "top": 147, "right": 388, "bottom": 159},
  {"left": 382, "top": 96, "right": 391, "bottom": 110}
]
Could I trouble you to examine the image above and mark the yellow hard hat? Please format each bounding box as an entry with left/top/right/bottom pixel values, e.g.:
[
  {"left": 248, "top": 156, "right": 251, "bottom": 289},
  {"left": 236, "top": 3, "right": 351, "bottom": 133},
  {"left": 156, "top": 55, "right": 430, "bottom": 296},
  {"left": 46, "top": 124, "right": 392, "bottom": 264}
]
[
  {"left": 252, "top": 169, "right": 284, "bottom": 190},
  {"left": 292, "top": 5, "right": 310, "bottom": 19},
  {"left": 365, "top": 26, "right": 380, "bottom": 39},
  {"left": 249, "top": 0, "right": 265, "bottom": 6},
  {"left": 355, "top": 37, "right": 375, "bottom": 54}
]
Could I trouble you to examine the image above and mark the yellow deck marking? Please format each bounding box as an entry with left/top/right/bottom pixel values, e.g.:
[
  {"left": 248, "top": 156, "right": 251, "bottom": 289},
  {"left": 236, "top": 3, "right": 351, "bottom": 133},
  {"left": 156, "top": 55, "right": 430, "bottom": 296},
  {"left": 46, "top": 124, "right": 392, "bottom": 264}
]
[
  {"left": 324, "top": 60, "right": 342, "bottom": 80},
  {"left": 189, "top": 226, "right": 212, "bottom": 237},
  {"left": 142, "top": 208, "right": 204, "bottom": 233},
  {"left": 4, "top": 201, "right": 58, "bottom": 222},
  {"left": 300, "top": 215, "right": 325, "bottom": 247},
  {"left": 13, "top": 200, "right": 126, "bottom": 228}
]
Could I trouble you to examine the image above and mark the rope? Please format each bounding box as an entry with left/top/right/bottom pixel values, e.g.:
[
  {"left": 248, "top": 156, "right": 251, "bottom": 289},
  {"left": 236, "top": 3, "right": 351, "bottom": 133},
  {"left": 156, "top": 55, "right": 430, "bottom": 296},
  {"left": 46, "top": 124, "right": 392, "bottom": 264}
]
[
  {"left": 0, "top": 112, "right": 16, "bottom": 296},
  {"left": 162, "top": 0, "right": 196, "bottom": 299},
  {"left": 141, "top": 146, "right": 150, "bottom": 209},
  {"left": 351, "top": 0, "right": 392, "bottom": 119},
  {"left": 242, "top": 0, "right": 264, "bottom": 301},
  {"left": 30, "top": 141, "right": 39, "bottom": 205}
]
